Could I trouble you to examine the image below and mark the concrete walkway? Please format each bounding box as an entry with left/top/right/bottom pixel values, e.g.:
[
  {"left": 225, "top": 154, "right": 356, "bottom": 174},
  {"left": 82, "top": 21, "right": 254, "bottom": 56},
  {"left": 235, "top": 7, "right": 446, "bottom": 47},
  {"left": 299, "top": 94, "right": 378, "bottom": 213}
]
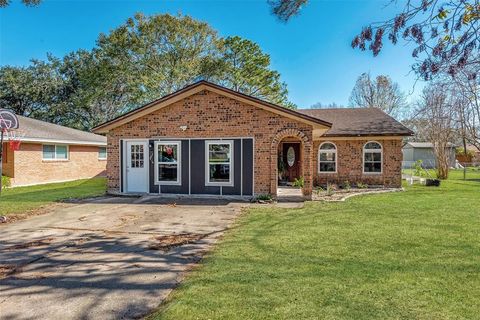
[
  {"left": 0, "top": 197, "right": 246, "bottom": 320},
  {"left": 277, "top": 186, "right": 305, "bottom": 202}
]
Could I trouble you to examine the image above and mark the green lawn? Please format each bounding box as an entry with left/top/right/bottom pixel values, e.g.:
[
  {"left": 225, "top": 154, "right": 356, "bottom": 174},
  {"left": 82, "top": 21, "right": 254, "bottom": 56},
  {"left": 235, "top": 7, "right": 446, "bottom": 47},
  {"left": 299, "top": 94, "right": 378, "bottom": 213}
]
[
  {"left": 151, "top": 170, "right": 480, "bottom": 319},
  {"left": 0, "top": 177, "right": 107, "bottom": 216},
  {"left": 403, "top": 167, "right": 480, "bottom": 180}
]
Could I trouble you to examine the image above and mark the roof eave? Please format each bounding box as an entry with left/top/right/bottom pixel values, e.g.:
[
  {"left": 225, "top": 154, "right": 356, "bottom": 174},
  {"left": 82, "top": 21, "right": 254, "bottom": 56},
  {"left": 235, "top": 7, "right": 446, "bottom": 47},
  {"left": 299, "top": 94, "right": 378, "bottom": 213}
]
[
  {"left": 18, "top": 137, "right": 107, "bottom": 146},
  {"left": 322, "top": 132, "right": 414, "bottom": 138}
]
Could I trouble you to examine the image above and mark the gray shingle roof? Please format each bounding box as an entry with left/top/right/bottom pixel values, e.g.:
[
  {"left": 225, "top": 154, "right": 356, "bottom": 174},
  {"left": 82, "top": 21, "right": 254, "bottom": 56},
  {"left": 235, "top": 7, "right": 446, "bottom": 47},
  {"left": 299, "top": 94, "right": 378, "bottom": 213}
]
[
  {"left": 298, "top": 108, "right": 414, "bottom": 137},
  {"left": 13, "top": 116, "right": 106, "bottom": 145}
]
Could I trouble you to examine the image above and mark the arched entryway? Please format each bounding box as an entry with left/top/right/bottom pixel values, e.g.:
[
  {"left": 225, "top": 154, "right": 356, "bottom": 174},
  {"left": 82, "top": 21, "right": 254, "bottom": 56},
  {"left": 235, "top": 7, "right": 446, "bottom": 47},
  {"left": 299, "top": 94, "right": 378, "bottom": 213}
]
[{"left": 270, "top": 129, "right": 313, "bottom": 199}]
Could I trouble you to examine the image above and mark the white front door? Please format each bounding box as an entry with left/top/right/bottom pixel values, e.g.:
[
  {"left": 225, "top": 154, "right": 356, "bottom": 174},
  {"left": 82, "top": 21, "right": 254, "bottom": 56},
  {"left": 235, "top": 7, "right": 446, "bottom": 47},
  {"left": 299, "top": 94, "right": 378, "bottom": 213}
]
[{"left": 126, "top": 141, "right": 148, "bottom": 193}]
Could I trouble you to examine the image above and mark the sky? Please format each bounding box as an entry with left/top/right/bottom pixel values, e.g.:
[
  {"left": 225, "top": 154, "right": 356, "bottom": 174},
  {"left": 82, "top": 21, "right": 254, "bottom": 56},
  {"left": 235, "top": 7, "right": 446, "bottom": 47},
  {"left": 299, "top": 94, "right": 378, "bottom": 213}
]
[{"left": 0, "top": 0, "right": 425, "bottom": 108}]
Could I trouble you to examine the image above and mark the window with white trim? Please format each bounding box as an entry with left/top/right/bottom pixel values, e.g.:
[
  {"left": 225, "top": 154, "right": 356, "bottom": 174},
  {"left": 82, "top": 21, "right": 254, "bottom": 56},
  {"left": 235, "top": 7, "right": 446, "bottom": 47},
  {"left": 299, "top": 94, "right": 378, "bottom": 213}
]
[
  {"left": 155, "top": 141, "right": 181, "bottom": 185},
  {"left": 43, "top": 144, "right": 68, "bottom": 160},
  {"left": 206, "top": 141, "right": 233, "bottom": 186},
  {"left": 319, "top": 142, "right": 337, "bottom": 172},
  {"left": 98, "top": 147, "right": 107, "bottom": 160},
  {"left": 363, "top": 141, "right": 382, "bottom": 173}
]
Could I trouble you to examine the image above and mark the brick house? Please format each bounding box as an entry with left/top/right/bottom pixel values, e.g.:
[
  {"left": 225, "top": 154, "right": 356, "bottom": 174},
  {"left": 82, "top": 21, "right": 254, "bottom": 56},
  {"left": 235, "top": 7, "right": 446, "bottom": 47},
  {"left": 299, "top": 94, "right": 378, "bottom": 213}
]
[
  {"left": 93, "top": 81, "right": 413, "bottom": 199},
  {"left": 2, "top": 116, "right": 107, "bottom": 187}
]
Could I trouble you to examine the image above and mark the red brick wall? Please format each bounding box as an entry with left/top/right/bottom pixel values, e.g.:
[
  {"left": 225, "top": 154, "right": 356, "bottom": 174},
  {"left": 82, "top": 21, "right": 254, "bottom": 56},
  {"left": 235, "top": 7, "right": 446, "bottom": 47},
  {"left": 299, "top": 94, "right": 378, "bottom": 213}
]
[
  {"left": 313, "top": 139, "right": 403, "bottom": 187},
  {"left": 2, "top": 142, "right": 15, "bottom": 179},
  {"left": 10, "top": 143, "right": 106, "bottom": 186},
  {"left": 107, "top": 90, "right": 313, "bottom": 195}
]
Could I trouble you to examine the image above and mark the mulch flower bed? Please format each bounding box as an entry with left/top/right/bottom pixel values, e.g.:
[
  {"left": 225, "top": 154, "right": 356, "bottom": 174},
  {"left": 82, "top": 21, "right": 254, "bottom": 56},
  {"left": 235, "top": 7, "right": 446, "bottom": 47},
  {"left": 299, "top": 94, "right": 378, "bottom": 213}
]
[{"left": 312, "top": 188, "right": 403, "bottom": 202}]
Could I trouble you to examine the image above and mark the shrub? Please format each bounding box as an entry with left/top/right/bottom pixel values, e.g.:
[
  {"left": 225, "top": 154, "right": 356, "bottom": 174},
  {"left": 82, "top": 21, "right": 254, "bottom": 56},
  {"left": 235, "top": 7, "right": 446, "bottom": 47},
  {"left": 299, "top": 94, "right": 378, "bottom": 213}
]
[
  {"left": 413, "top": 159, "right": 424, "bottom": 177},
  {"left": 314, "top": 186, "right": 325, "bottom": 195},
  {"left": 342, "top": 180, "right": 351, "bottom": 191},
  {"left": 2, "top": 175, "right": 10, "bottom": 189},
  {"left": 256, "top": 194, "right": 272, "bottom": 201},
  {"left": 326, "top": 183, "right": 335, "bottom": 196},
  {"left": 356, "top": 182, "right": 368, "bottom": 189},
  {"left": 456, "top": 147, "right": 475, "bottom": 157},
  {"left": 292, "top": 177, "right": 304, "bottom": 188}
]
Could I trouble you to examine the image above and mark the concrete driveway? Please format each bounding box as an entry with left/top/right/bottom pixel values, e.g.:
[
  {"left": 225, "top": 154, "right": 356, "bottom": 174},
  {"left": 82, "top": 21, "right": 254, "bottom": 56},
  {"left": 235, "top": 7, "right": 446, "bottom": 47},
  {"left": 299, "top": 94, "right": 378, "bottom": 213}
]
[{"left": 0, "top": 196, "right": 246, "bottom": 320}]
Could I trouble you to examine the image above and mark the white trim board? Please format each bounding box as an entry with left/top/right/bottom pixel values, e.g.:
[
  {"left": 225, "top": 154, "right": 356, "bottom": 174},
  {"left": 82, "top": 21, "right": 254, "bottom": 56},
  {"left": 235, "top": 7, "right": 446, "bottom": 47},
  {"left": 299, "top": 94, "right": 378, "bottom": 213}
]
[
  {"left": 205, "top": 140, "right": 234, "bottom": 187},
  {"left": 123, "top": 139, "right": 150, "bottom": 193},
  {"left": 362, "top": 141, "right": 383, "bottom": 175},
  {"left": 17, "top": 137, "right": 106, "bottom": 146},
  {"left": 318, "top": 141, "right": 338, "bottom": 174},
  {"left": 154, "top": 140, "right": 182, "bottom": 186}
]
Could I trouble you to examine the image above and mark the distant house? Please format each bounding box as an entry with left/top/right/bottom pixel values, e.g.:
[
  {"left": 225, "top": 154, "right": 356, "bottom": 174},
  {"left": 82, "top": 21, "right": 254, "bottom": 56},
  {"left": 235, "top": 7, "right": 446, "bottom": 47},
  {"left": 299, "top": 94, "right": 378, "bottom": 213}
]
[
  {"left": 2, "top": 116, "right": 107, "bottom": 187},
  {"left": 456, "top": 144, "right": 480, "bottom": 165},
  {"left": 402, "top": 142, "right": 456, "bottom": 169},
  {"left": 468, "top": 145, "right": 480, "bottom": 163}
]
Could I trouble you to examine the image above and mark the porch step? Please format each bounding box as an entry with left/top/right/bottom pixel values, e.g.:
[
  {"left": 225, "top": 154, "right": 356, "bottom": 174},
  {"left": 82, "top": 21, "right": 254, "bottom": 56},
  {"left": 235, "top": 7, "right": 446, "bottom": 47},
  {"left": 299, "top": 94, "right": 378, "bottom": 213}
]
[{"left": 277, "top": 187, "right": 305, "bottom": 203}]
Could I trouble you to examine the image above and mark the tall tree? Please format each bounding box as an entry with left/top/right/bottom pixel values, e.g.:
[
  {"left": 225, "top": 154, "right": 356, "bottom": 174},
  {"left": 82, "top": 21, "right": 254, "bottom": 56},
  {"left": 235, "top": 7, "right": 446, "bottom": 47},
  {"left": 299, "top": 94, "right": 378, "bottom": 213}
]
[
  {"left": 351, "top": 0, "right": 480, "bottom": 80},
  {"left": 349, "top": 73, "right": 407, "bottom": 119},
  {"left": 0, "top": 58, "right": 63, "bottom": 117},
  {"left": 268, "top": 0, "right": 308, "bottom": 22},
  {"left": 449, "top": 67, "right": 480, "bottom": 150},
  {"left": 416, "top": 82, "right": 457, "bottom": 179},
  {"left": 218, "top": 36, "right": 294, "bottom": 108},
  {"left": 270, "top": 0, "right": 479, "bottom": 80},
  {"left": 310, "top": 101, "right": 340, "bottom": 109},
  {"left": 0, "top": 0, "right": 40, "bottom": 7},
  {"left": 0, "top": 13, "right": 294, "bottom": 130},
  {"left": 94, "top": 13, "right": 222, "bottom": 107}
]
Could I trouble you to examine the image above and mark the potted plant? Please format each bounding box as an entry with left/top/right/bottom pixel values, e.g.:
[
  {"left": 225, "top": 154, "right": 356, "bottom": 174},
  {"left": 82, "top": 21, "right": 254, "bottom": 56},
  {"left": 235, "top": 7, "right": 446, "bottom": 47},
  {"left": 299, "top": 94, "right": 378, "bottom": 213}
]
[{"left": 278, "top": 157, "right": 287, "bottom": 182}]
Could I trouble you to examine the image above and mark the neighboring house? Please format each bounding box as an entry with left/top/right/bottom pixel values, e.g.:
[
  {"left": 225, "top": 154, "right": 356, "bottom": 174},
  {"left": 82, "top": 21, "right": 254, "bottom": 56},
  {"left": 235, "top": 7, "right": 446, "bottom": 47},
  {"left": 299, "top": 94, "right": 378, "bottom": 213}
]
[
  {"left": 456, "top": 144, "right": 480, "bottom": 165},
  {"left": 2, "top": 116, "right": 107, "bottom": 187},
  {"left": 93, "top": 80, "right": 413, "bottom": 199},
  {"left": 468, "top": 145, "right": 480, "bottom": 163},
  {"left": 402, "top": 142, "right": 456, "bottom": 169}
]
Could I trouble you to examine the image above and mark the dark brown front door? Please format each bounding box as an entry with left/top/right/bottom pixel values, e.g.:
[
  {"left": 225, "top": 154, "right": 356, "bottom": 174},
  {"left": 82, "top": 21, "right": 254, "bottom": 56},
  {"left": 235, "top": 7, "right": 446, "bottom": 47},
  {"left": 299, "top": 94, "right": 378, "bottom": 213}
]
[{"left": 283, "top": 143, "right": 301, "bottom": 182}]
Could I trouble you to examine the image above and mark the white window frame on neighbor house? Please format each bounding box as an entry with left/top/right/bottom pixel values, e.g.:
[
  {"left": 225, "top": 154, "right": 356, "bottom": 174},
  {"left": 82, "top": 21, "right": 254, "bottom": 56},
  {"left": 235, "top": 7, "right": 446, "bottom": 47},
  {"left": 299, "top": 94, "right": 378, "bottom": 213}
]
[
  {"left": 154, "top": 141, "right": 181, "bottom": 185},
  {"left": 42, "top": 144, "right": 69, "bottom": 161},
  {"left": 98, "top": 146, "right": 107, "bottom": 160},
  {"left": 205, "top": 140, "right": 234, "bottom": 187},
  {"left": 318, "top": 142, "right": 337, "bottom": 173},
  {"left": 363, "top": 141, "right": 383, "bottom": 174}
]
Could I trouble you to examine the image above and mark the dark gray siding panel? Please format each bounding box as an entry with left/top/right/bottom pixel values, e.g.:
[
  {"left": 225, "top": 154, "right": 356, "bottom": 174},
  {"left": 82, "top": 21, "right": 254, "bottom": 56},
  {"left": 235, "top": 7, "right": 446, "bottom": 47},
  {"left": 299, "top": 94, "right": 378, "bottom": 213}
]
[
  {"left": 143, "top": 138, "right": 252, "bottom": 196},
  {"left": 191, "top": 140, "right": 220, "bottom": 195},
  {"left": 120, "top": 140, "right": 124, "bottom": 193},
  {"left": 242, "top": 138, "right": 254, "bottom": 196},
  {"left": 149, "top": 140, "right": 159, "bottom": 193},
  {"left": 222, "top": 139, "right": 242, "bottom": 195},
  {"left": 160, "top": 140, "right": 189, "bottom": 194}
]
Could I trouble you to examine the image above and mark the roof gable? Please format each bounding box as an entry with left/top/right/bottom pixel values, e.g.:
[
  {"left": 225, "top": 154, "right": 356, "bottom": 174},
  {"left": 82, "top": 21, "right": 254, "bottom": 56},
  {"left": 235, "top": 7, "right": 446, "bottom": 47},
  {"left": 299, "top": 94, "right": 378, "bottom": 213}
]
[{"left": 92, "top": 81, "right": 332, "bottom": 133}]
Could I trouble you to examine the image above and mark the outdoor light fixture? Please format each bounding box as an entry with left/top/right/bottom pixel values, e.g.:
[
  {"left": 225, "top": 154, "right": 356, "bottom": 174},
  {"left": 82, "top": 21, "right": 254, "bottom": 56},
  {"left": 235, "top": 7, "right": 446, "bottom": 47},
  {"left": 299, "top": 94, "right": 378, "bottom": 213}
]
[{"left": 179, "top": 125, "right": 187, "bottom": 131}]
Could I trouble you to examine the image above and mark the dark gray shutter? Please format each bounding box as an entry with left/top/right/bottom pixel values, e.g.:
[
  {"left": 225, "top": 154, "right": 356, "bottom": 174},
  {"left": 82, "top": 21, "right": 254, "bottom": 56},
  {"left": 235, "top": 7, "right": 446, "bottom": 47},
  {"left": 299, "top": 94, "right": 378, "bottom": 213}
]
[
  {"left": 242, "top": 138, "right": 254, "bottom": 196},
  {"left": 190, "top": 139, "right": 220, "bottom": 195}
]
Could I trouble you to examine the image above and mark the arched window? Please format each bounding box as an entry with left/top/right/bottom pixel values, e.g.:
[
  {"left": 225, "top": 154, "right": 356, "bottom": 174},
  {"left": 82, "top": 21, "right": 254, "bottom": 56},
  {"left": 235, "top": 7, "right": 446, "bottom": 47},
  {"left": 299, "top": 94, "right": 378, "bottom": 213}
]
[
  {"left": 318, "top": 142, "right": 337, "bottom": 173},
  {"left": 363, "top": 141, "right": 382, "bottom": 173}
]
